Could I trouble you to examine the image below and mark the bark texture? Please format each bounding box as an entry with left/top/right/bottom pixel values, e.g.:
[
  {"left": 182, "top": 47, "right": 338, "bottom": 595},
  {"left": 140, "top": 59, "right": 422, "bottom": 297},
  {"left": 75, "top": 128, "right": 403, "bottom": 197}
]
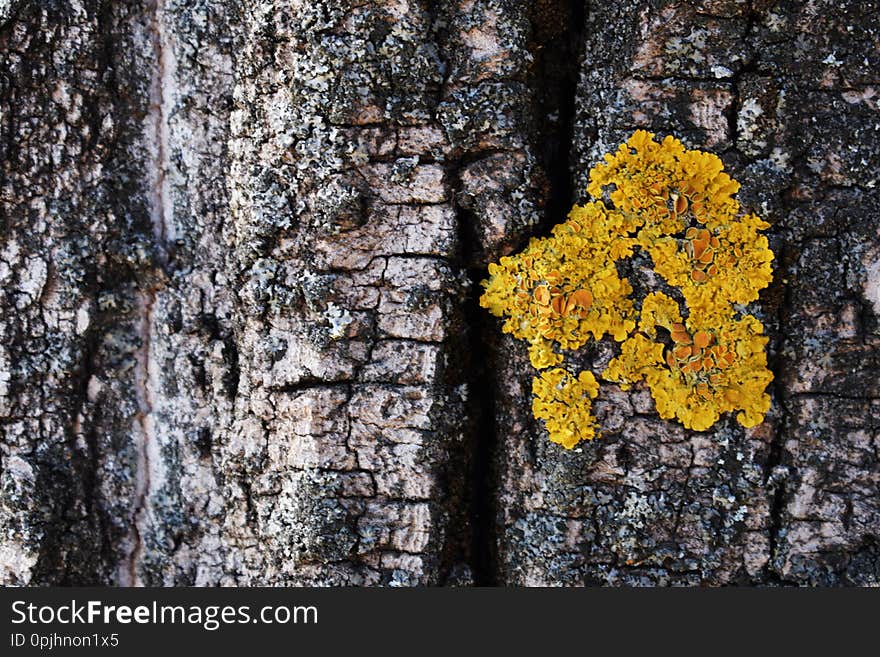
[{"left": 1, "top": 0, "right": 878, "bottom": 586}]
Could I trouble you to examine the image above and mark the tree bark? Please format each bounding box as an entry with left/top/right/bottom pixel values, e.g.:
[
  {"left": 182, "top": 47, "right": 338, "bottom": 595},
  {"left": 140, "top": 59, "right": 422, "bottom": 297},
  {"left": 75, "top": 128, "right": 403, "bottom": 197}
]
[{"left": 1, "top": 0, "right": 878, "bottom": 586}]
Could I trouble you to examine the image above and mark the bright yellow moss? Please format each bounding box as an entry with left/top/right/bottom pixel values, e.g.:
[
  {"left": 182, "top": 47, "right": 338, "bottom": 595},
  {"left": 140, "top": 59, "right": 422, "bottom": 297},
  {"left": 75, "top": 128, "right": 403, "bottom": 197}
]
[{"left": 481, "top": 130, "right": 774, "bottom": 446}]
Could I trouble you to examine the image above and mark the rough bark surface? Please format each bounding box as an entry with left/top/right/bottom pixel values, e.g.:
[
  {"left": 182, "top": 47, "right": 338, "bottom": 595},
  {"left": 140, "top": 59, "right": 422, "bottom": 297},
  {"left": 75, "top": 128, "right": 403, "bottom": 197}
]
[
  {"left": 1, "top": 0, "right": 878, "bottom": 586},
  {"left": 495, "top": 0, "right": 880, "bottom": 586}
]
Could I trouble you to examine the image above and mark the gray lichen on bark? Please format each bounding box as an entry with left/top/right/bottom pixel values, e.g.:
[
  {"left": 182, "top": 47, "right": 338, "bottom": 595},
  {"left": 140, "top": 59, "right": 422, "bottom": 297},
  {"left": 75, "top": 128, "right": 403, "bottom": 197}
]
[{"left": 1, "top": 0, "right": 879, "bottom": 587}]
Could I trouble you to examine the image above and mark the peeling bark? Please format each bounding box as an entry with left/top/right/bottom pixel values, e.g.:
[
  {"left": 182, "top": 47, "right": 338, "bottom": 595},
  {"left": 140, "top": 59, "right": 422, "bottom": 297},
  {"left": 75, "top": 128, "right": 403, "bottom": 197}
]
[{"left": 1, "top": 0, "right": 878, "bottom": 587}]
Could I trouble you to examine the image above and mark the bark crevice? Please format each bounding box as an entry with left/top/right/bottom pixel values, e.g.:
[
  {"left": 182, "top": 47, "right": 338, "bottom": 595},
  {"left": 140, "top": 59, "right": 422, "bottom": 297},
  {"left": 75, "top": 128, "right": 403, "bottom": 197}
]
[{"left": 529, "top": 0, "right": 588, "bottom": 233}]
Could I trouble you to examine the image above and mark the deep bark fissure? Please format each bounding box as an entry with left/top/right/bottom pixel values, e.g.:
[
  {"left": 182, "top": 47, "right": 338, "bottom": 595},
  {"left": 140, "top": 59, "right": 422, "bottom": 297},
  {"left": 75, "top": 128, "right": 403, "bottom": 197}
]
[
  {"left": 530, "top": 0, "right": 587, "bottom": 236},
  {"left": 444, "top": 0, "right": 591, "bottom": 585},
  {"left": 763, "top": 233, "right": 796, "bottom": 583},
  {"left": 429, "top": 0, "right": 499, "bottom": 586},
  {"left": 459, "top": 212, "right": 500, "bottom": 586}
]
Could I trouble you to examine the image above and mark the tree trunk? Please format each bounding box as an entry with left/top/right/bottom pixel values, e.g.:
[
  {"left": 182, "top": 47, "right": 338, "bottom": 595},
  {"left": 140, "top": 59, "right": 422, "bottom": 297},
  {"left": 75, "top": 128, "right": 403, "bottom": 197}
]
[{"left": 1, "top": 0, "right": 878, "bottom": 586}]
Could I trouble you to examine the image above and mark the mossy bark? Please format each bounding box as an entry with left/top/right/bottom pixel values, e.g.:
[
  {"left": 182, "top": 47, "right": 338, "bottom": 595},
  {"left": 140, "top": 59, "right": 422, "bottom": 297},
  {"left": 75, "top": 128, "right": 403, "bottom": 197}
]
[{"left": 1, "top": 0, "right": 878, "bottom": 586}]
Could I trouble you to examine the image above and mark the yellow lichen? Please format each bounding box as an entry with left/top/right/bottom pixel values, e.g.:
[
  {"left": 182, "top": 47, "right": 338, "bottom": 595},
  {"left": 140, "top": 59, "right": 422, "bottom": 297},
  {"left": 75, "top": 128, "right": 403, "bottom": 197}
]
[
  {"left": 480, "top": 130, "right": 774, "bottom": 446},
  {"left": 531, "top": 368, "right": 600, "bottom": 449}
]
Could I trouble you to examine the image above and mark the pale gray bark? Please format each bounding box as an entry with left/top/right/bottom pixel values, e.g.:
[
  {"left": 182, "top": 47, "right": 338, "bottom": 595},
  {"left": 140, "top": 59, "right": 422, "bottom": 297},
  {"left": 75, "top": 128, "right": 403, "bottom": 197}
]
[{"left": 1, "top": 0, "right": 878, "bottom": 586}]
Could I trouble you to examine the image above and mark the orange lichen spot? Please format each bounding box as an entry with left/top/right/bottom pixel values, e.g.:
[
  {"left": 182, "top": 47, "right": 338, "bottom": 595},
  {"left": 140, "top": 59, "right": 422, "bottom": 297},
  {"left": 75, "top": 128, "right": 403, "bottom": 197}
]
[
  {"left": 569, "top": 289, "right": 594, "bottom": 310},
  {"left": 673, "top": 345, "right": 692, "bottom": 360},
  {"left": 671, "top": 328, "right": 692, "bottom": 344},
  {"left": 481, "top": 130, "right": 774, "bottom": 445},
  {"left": 534, "top": 285, "right": 551, "bottom": 305},
  {"left": 693, "top": 331, "right": 711, "bottom": 349},
  {"left": 674, "top": 194, "right": 689, "bottom": 215}
]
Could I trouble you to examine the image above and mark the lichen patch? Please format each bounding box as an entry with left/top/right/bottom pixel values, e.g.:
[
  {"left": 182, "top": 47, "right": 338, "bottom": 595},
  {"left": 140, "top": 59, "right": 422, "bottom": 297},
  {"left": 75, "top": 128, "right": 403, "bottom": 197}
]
[{"left": 481, "top": 131, "right": 774, "bottom": 447}]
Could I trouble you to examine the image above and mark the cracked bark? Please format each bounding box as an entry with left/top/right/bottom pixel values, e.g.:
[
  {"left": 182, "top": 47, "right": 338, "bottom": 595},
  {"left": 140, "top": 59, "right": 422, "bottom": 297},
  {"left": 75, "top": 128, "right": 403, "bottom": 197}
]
[
  {"left": 1, "top": 0, "right": 878, "bottom": 587},
  {"left": 495, "top": 0, "right": 880, "bottom": 586}
]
